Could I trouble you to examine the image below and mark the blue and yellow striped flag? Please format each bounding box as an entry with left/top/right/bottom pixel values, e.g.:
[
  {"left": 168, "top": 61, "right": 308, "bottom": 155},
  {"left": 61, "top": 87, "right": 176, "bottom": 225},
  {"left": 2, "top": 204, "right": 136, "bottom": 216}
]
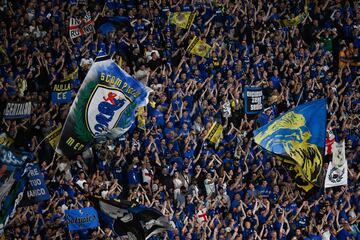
[{"left": 254, "top": 99, "right": 327, "bottom": 192}]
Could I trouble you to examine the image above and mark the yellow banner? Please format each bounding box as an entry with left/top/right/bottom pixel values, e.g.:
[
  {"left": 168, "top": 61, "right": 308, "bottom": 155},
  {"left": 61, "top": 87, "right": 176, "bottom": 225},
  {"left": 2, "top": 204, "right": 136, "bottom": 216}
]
[
  {"left": 136, "top": 106, "right": 146, "bottom": 131},
  {"left": 187, "top": 36, "right": 211, "bottom": 58},
  {"left": 170, "top": 12, "right": 196, "bottom": 29},
  {"left": 205, "top": 122, "right": 223, "bottom": 147},
  {"left": 0, "top": 136, "right": 14, "bottom": 147},
  {"left": 46, "top": 125, "right": 62, "bottom": 149}
]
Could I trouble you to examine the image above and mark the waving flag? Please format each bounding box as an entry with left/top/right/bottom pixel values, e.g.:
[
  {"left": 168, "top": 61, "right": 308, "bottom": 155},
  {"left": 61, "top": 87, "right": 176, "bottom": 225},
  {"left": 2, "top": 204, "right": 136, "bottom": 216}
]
[
  {"left": 204, "top": 122, "right": 223, "bottom": 148},
  {"left": 0, "top": 146, "right": 33, "bottom": 235},
  {"left": 56, "top": 51, "right": 151, "bottom": 157},
  {"left": 169, "top": 12, "right": 196, "bottom": 29},
  {"left": 254, "top": 99, "right": 326, "bottom": 192},
  {"left": 187, "top": 36, "right": 211, "bottom": 58},
  {"left": 95, "top": 16, "right": 130, "bottom": 35},
  {"left": 75, "top": 185, "right": 171, "bottom": 240},
  {"left": 69, "top": 12, "right": 94, "bottom": 39}
]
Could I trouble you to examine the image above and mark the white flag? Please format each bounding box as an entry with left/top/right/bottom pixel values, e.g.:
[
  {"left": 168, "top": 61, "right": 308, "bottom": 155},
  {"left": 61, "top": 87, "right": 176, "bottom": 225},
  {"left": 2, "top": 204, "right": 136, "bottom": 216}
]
[
  {"left": 325, "top": 129, "right": 335, "bottom": 155},
  {"left": 325, "top": 141, "right": 348, "bottom": 188}
]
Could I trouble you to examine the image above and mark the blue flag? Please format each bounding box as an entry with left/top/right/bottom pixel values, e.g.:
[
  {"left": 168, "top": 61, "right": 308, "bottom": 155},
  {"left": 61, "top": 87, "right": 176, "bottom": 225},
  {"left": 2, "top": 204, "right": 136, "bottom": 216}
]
[
  {"left": 65, "top": 207, "right": 99, "bottom": 231},
  {"left": 254, "top": 99, "right": 327, "bottom": 192},
  {"left": 95, "top": 16, "right": 130, "bottom": 35},
  {"left": 0, "top": 145, "right": 32, "bottom": 235},
  {"left": 20, "top": 163, "right": 50, "bottom": 206}
]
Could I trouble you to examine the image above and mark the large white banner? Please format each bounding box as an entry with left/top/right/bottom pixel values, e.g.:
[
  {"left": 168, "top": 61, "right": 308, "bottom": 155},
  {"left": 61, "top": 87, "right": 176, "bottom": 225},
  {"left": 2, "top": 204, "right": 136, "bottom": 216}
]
[{"left": 325, "top": 142, "right": 348, "bottom": 188}]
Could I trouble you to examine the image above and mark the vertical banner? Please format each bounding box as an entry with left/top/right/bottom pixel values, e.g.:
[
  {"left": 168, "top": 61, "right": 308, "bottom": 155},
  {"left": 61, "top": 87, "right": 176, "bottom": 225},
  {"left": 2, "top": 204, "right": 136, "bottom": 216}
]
[
  {"left": 325, "top": 142, "right": 348, "bottom": 188},
  {"left": 51, "top": 82, "right": 73, "bottom": 104},
  {"left": 20, "top": 163, "right": 50, "bottom": 206},
  {"left": 244, "top": 87, "right": 263, "bottom": 114},
  {"left": 3, "top": 102, "right": 32, "bottom": 119},
  {"left": 65, "top": 207, "right": 99, "bottom": 231}
]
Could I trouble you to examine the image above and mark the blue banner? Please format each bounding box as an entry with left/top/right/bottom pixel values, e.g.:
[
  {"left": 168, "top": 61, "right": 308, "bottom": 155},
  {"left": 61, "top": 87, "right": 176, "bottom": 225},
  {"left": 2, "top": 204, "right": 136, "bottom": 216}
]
[
  {"left": 20, "top": 163, "right": 50, "bottom": 205},
  {"left": 244, "top": 87, "right": 263, "bottom": 114},
  {"left": 65, "top": 207, "right": 99, "bottom": 231},
  {"left": 51, "top": 91, "right": 72, "bottom": 104}
]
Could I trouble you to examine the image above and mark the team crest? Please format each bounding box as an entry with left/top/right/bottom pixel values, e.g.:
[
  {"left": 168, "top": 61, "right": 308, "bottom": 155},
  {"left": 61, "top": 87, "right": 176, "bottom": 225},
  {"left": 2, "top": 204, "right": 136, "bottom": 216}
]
[
  {"left": 85, "top": 84, "right": 131, "bottom": 136},
  {"left": 328, "top": 166, "right": 345, "bottom": 183}
]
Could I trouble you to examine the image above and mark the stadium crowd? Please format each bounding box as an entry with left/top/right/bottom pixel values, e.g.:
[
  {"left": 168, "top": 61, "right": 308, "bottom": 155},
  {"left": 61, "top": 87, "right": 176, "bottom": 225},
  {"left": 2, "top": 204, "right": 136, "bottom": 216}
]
[{"left": 0, "top": 0, "right": 359, "bottom": 239}]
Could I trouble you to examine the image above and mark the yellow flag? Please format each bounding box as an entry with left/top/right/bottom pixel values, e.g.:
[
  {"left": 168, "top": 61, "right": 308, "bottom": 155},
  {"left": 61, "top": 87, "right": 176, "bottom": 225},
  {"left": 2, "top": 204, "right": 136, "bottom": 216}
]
[
  {"left": 101, "top": 3, "right": 109, "bottom": 16},
  {"left": 205, "top": 122, "right": 223, "bottom": 147},
  {"left": 137, "top": 106, "right": 146, "bottom": 131},
  {"left": 277, "top": 12, "right": 307, "bottom": 27},
  {"left": 46, "top": 125, "right": 62, "bottom": 149},
  {"left": 187, "top": 36, "right": 211, "bottom": 58},
  {"left": 63, "top": 67, "right": 79, "bottom": 82},
  {"left": 304, "top": 0, "right": 309, "bottom": 13},
  {"left": 0, "top": 136, "right": 14, "bottom": 147},
  {"left": 169, "top": 12, "right": 196, "bottom": 29}
]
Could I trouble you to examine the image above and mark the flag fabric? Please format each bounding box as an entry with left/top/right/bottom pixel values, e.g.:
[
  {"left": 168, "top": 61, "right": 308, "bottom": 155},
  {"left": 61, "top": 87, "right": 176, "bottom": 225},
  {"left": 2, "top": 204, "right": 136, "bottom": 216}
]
[
  {"left": 205, "top": 122, "right": 223, "bottom": 147},
  {"left": 19, "top": 163, "right": 50, "bottom": 206},
  {"left": 136, "top": 106, "right": 146, "bottom": 130},
  {"left": 95, "top": 16, "right": 130, "bottom": 35},
  {"left": 51, "top": 82, "right": 73, "bottom": 104},
  {"left": 46, "top": 125, "right": 62, "bottom": 150},
  {"left": 244, "top": 87, "right": 263, "bottom": 114},
  {"left": 254, "top": 99, "right": 327, "bottom": 192},
  {"left": 3, "top": 102, "right": 32, "bottom": 119},
  {"left": 65, "top": 207, "right": 99, "bottom": 231},
  {"left": 325, "top": 141, "right": 348, "bottom": 188},
  {"left": 169, "top": 12, "right": 196, "bottom": 29},
  {"left": 56, "top": 51, "right": 151, "bottom": 157},
  {"left": 187, "top": 36, "right": 211, "bottom": 58},
  {"left": 325, "top": 129, "right": 335, "bottom": 155},
  {"left": 276, "top": 156, "right": 315, "bottom": 192},
  {"left": 69, "top": 12, "right": 94, "bottom": 39},
  {"left": 0, "top": 146, "right": 32, "bottom": 235},
  {"left": 83, "top": 193, "right": 171, "bottom": 240},
  {"left": 0, "top": 134, "right": 14, "bottom": 147}
]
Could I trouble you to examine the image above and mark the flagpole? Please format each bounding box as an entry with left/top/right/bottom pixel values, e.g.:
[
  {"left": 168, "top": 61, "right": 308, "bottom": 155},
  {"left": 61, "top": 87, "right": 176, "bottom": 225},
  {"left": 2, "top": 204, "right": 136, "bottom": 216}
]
[
  {"left": 34, "top": 136, "right": 48, "bottom": 154},
  {"left": 296, "top": 87, "right": 304, "bottom": 107}
]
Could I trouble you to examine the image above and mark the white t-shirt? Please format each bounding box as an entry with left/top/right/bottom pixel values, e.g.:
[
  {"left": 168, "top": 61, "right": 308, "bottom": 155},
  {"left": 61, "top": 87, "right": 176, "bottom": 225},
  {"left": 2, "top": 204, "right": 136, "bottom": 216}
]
[
  {"left": 76, "top": 179, "right": 86, "bottom": 189},
  {"left": 204, "top": 179, "right": 215, "bottom": 196}
]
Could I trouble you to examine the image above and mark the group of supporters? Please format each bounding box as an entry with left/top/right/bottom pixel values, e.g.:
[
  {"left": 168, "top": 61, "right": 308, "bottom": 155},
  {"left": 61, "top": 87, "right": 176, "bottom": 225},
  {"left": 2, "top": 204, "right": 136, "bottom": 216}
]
[{"left": 0, "top": 0, "right": 359, "bottom": 239}]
